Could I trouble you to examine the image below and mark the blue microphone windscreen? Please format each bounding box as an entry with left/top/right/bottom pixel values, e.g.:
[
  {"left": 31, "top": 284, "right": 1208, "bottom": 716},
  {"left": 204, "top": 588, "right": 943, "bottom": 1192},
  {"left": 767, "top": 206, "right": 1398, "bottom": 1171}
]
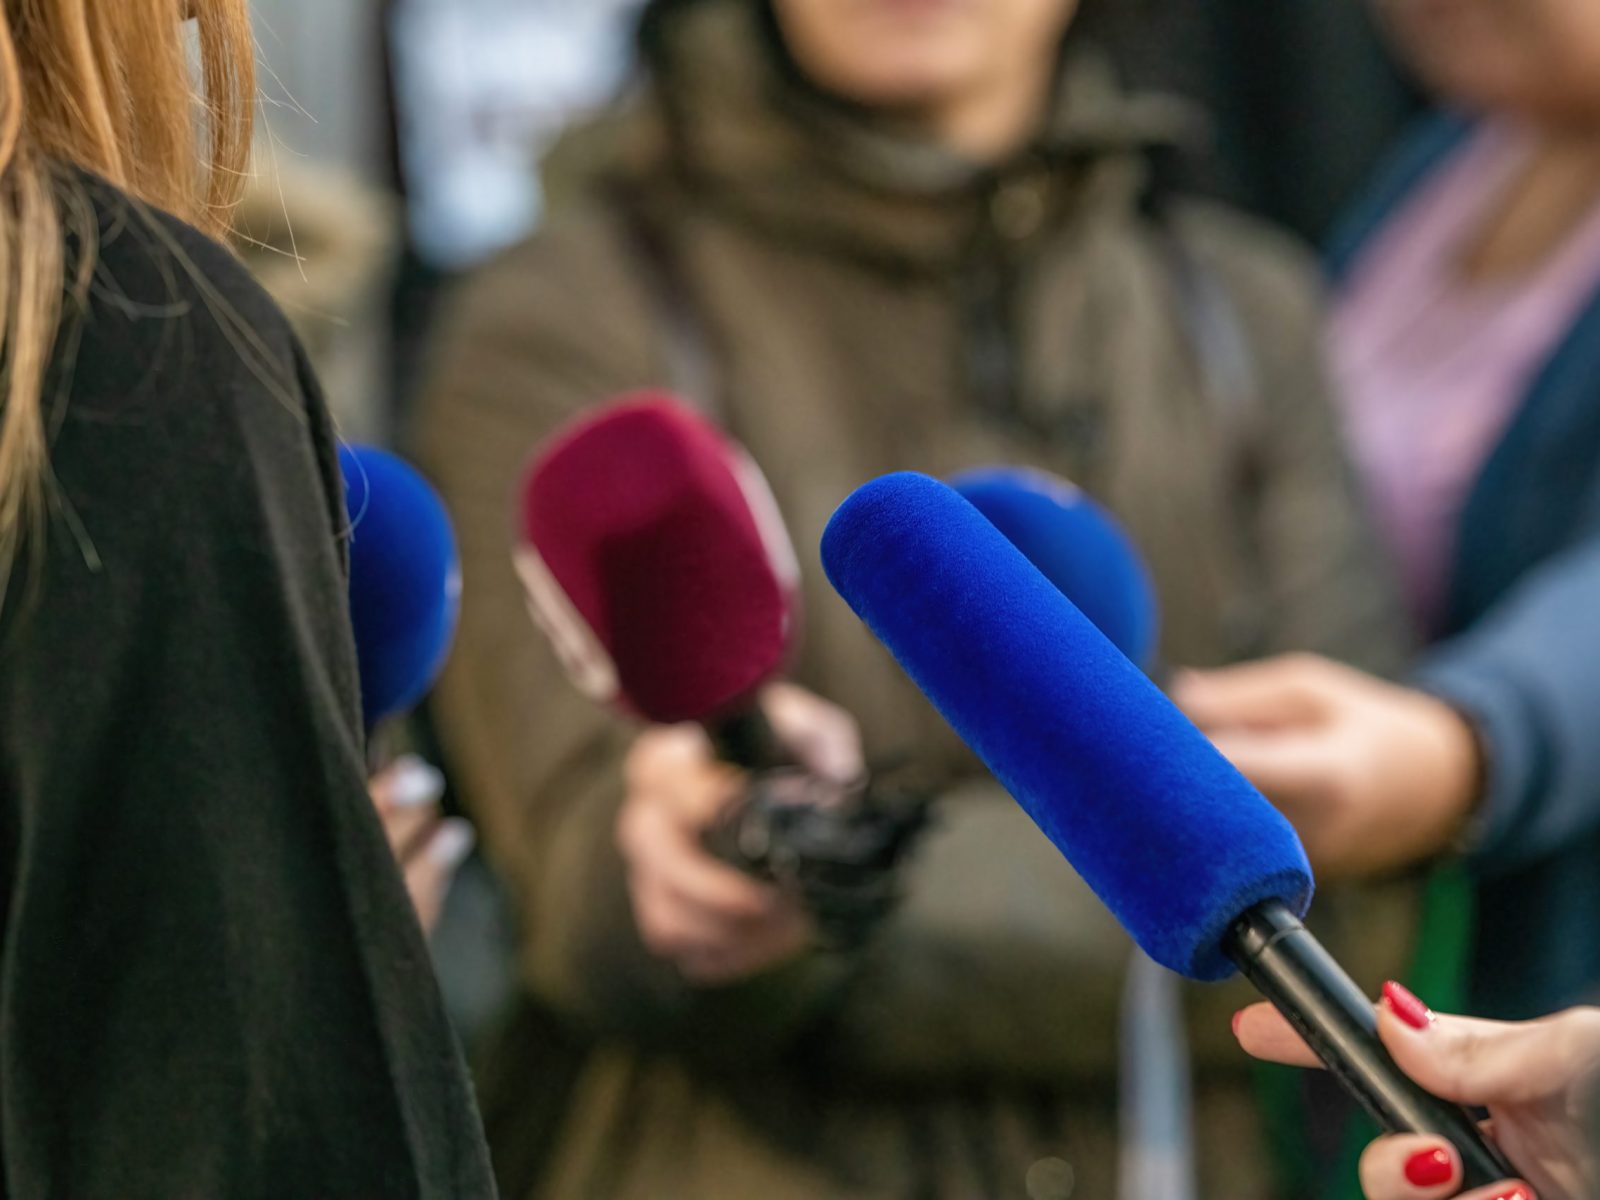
[
  {"left": 821, "top": 472, "right": 1312, "bottom": 981},
  {"left": 338, "top": 445, "right": 463, "bottom": 729},
  {"left": 951, "top": 467, "right": 1159, "bottom": 670}
]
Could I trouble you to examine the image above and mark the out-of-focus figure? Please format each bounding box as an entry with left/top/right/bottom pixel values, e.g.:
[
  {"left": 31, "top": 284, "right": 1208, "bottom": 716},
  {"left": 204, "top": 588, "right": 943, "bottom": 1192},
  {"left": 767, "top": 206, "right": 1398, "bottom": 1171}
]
[
  {"left": 235, "top": 162, "right": 398, "bottom": 440},
  {"left": 1178, "top": 0, "right": 1600, "bottom": 1025},
  {"left": 415, "top": 0, "right": 1414, "bottom": 1196}
]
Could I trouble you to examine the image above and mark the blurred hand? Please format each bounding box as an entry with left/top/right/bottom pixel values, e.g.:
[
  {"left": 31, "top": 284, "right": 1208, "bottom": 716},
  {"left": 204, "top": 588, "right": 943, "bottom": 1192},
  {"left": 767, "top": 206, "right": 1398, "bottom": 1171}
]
[
  {"left": 369, "top": 755, "right": 476, "bottom": 934},
  {"left": 1235, "top": 984, "right": 1600, "bottom": 1200},
  {"left": 1171, "top": 655, "right": 1481, "bottom": 881},
  {"left": 617, "top": 682, "right": 864, "bottom": 986}
]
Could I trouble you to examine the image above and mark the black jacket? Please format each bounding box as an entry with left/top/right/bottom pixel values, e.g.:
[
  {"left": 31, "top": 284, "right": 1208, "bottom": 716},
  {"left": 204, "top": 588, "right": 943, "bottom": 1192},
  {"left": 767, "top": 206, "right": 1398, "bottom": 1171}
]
[{"left": 0, "top": 173, "right": 495, "bottom": 1198}]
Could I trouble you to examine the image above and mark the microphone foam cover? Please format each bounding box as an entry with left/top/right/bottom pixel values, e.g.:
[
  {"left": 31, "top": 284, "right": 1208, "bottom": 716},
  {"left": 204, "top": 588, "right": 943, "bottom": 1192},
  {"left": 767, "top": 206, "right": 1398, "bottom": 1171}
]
[
  {"left": 951, "top": 467, "right": 1159, "bottom": 670},
  {"left": 517, "top": 393, "right": 799, "bottom": 724},
  {"left": 821, "top": 472, "right": 1312, "bottom": 981},
  {"left": 338, "top": 445, "right": 463, "bottom": 730}
]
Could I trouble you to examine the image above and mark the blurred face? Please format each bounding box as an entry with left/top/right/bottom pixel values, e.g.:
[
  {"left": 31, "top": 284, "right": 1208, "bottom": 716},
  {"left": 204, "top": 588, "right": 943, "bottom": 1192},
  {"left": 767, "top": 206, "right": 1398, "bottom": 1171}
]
[
  {"left": 772, "top": 0, "right": 1081, "bottom": 113},
  {"left": 1375, "top": 0, "right": 1600, "bottom": 122}
]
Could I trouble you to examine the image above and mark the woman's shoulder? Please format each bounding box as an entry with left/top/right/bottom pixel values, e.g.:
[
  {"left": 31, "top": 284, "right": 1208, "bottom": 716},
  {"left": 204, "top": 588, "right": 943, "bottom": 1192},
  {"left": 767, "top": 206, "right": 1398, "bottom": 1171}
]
[
  {"left": 48, "top": 170, "right": 343, "bottom": 553},
  {"left": 59, "top": 169, "right": 320, "bottom": 435},
  {"left": 72, "top": 169, "right": 296, "bottom": 349}
]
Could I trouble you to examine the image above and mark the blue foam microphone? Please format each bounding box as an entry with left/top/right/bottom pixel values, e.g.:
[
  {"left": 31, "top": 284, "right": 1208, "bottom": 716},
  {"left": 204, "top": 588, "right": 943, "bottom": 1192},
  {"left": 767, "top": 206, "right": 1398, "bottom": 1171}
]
[
  {"left": 337, "top": 445, "right": 463, "bottom": 731},
  {"left": 822, "top": 472, "right": 1516, "bottom": 1188},
  {"left": 951, "top": 467, "right": 1193, "bottom": 1200},
  {"left": 951, "top": 467, "right": 1158, "bottom": 670}
]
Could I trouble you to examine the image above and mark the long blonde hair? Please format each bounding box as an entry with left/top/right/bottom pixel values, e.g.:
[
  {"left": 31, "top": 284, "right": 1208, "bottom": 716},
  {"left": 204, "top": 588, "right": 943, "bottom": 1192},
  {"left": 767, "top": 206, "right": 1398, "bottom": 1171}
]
[{"left": 0, "top": 0, "right": 255, "bottom": 589}]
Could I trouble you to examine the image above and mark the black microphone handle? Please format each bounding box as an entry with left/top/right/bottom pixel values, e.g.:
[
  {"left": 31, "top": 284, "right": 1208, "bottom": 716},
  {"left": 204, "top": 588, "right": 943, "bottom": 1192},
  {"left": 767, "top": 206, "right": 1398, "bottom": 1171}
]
[
  {"left": 706, "top": 706, "right": 791, "bottom": 772},
  {"left": 1225, "top": 900, "right": 1517, "bottom": 1190}
]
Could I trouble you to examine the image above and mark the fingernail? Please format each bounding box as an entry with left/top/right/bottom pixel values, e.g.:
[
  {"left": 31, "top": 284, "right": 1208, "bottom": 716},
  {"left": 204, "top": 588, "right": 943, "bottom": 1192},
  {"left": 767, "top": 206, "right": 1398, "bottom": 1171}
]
[
  {"left": 1403, "top": 1148, "right": 1454, "bottom": 1187},
  {"left": 1383, "top": 980, "right": 1434, "bottom": 1030},
  {"left": 428, "top": 818, "right": 476, "bottom": 869},
  {"left": 389, "top": 757, "right": 446, "bottom": 809},
  {"left": 1488, "top": 1188, "right": 1536, "bottom": 1200}
]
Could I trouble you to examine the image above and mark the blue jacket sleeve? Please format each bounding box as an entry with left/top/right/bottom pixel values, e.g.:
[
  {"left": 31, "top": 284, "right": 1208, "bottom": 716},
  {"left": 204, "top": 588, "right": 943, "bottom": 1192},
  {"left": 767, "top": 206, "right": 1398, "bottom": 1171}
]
[{"left": 1414, "top": 479, "right": 1600, "bottom": 876}]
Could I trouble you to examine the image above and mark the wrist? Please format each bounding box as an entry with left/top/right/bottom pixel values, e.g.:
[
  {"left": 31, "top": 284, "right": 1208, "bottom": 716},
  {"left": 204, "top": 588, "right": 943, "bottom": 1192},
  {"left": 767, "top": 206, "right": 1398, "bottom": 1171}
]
[{"left": 1416, "top": 693, "right": 1487, "bottom": 859}]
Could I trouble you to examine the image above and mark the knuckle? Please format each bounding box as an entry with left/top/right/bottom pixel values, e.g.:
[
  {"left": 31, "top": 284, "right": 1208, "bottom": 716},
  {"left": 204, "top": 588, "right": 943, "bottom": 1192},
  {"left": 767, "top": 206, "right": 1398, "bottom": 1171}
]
[
  {"left": 1563, "top": 1005, "right": 1600, "bottom": 1036},
  {"left": 1281, "top": 652, "right": 1334, "bottom": 687},
  {"left": 1560, "top": 1007, "right": 1600, "bottom": 1065},
  {"left": 635, "top": 909, "right": 684, "bottom": 957},
  {"left": 1437, "top": 1023, "right": 1486, "bottom": 1097}
]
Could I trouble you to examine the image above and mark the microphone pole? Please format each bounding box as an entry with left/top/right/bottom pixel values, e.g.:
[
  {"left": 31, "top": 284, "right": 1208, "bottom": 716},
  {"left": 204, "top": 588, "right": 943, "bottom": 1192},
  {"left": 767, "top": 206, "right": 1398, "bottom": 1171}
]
[
  {"left": 706, "top": 707, "right": 789, "bottom": 772},
  {"left": 1226, "top": 900, "right": 1516, "bottom": 1188}
]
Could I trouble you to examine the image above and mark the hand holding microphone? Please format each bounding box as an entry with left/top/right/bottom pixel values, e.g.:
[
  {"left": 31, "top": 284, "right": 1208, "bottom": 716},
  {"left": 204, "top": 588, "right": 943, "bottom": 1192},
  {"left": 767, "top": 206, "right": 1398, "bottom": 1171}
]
[
  {"left": 517, "top": 395, "right": 926, "bottom": 966},
  {"left": 1237, "top": 992, "right": 1600, "bottom": 1200},
  {"left": 339, "top": 444, "right": 473, "bottom": 932},
  {"left": 618, "top": 683, "right": 863, "bottom": 985},
  {"left": 369, "top": 756, "right": 475, "bottom": 934},
  {"left": 821, "top": 472, "right": 1519, "bottom": 1189}
]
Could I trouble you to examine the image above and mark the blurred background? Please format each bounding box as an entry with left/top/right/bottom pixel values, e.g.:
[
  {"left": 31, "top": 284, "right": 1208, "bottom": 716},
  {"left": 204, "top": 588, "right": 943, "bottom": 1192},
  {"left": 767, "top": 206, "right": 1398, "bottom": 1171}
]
[
  {"left": 243, "top": 0, "right": 1422, "bottom": 445},
  {"left": 250, "top": 0, "right": 1437, "bottom": 1108},
  {"left": 248, "top": 3, "right": 1600, "bottom": 1198}
]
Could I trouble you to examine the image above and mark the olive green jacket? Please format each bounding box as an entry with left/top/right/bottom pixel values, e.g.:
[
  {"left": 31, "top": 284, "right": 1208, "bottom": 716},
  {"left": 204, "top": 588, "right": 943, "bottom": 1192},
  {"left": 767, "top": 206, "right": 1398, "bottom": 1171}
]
[{"left": 415, "top": 3, "right": 1415, "bottom": 1196}]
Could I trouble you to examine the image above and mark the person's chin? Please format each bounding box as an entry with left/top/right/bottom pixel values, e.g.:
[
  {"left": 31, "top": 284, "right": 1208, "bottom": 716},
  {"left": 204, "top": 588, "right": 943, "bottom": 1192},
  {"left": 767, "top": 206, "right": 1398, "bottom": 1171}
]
[{"left": 821, "top": 52, "right": 977, "bottom": 111}]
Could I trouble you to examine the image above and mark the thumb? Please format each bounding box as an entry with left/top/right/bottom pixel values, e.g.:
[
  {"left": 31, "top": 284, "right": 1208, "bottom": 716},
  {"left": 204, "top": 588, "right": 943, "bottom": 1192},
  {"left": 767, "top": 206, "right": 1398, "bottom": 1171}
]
[
  {"left": 1380, "top": 993, "right": 1600, "bottom": 1108},
  {"left": 761, "top": 682, "right": 863, "bottom": 784}
]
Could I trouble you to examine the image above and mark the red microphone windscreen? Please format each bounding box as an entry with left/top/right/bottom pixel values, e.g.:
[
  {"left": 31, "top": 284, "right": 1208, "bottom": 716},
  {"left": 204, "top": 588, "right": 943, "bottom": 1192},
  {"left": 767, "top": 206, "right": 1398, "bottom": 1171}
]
[{"left": 516, "top": 393, "right": 800, "bottom": 723}]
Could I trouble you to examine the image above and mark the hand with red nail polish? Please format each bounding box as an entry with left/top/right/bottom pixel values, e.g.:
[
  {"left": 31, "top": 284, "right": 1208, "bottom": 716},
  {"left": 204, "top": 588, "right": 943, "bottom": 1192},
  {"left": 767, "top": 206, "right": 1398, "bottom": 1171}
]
[
  {"left": 1383, "top": 980, "right": 1435, "bottom": 1031},
  {"left": 1231, "top": 994, "right": 1600, "bottom": 1199},
  {"left": 1404, "top": 1147, "right": 1455, "bottom": 1187}
]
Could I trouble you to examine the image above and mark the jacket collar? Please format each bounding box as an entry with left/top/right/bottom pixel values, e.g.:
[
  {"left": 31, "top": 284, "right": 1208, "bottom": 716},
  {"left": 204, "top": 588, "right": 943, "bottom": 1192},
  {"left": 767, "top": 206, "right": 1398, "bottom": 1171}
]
[{"left": 566, "top": 0, "right": 1204, "bottom": 273}]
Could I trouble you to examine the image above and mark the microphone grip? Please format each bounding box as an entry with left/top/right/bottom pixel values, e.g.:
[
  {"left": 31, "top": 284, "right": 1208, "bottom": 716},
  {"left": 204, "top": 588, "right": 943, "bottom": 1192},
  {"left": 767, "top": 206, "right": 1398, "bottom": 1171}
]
[
  {"left": 706, "top": 707, "right": 791, "bottom": 772},
  {"left": 1225, "top": 900, "right": 1517, "bottom": 1190}
]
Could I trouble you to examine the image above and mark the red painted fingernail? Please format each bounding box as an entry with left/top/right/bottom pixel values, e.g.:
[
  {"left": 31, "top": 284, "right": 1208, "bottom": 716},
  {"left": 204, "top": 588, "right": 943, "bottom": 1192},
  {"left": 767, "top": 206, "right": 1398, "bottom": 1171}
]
[
  {"left": 1231, "top": 1010, "right": 1245, "bottom": 1037},
  {"left": 1383, "top": 980, "right": 1434, "bottom": 1030},
  {"left": 1403, "top": 1148, "right": 1454, "bottom": 1187},
  {"left": 1488, "top": 1187, "right": 1536, "bottom": 1200}
]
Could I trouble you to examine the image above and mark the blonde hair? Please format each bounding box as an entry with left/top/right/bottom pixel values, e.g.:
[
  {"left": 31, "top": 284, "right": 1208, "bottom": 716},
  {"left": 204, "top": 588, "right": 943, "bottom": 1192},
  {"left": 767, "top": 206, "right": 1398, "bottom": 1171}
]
[{"left": 0, "top": 0, "right": 255, "bottom": 589}]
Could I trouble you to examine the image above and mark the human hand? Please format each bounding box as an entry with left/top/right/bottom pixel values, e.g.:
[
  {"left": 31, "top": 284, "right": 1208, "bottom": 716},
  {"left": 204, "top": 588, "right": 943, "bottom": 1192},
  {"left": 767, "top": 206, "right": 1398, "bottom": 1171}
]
[
  {"left": 617, "top": 683, "right": 863, "bottom": 986},
  {"left": 369, "top": 755, "right": 476, "bottom": 934},
  {"left": 1234, "top": 982, "right": 1600, "bottom": 1200},
  {"left": 1172, "top": 655, "right": 1481, "bottom": 881}
]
